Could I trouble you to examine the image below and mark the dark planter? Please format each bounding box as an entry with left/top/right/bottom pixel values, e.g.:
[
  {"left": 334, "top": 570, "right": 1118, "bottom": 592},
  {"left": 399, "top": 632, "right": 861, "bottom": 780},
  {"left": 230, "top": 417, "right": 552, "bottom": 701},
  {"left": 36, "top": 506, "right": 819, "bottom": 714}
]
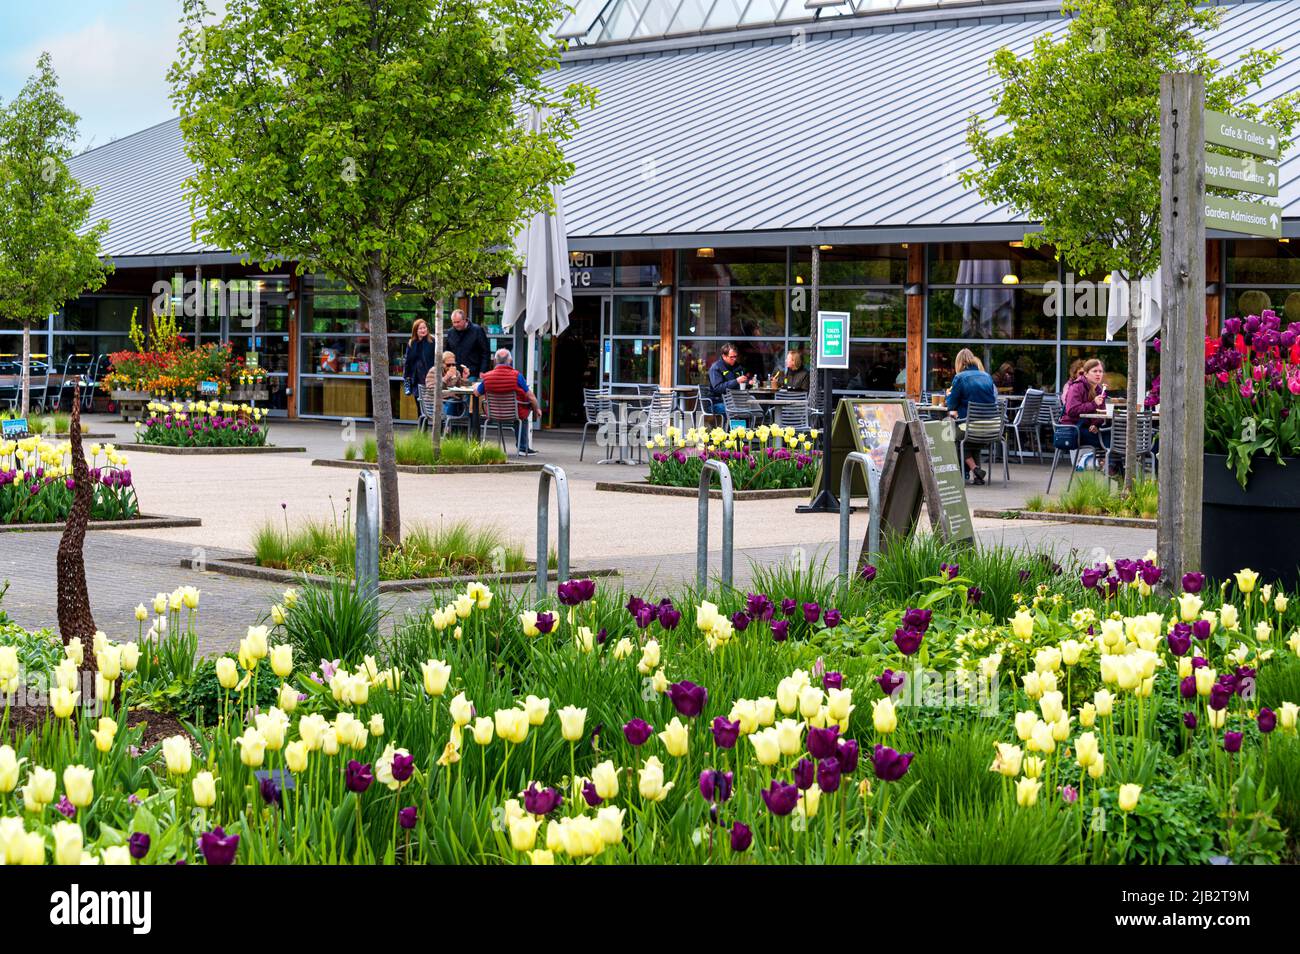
[{"left": 1202, "top": 453, "right": 1300, "bottom": 590}]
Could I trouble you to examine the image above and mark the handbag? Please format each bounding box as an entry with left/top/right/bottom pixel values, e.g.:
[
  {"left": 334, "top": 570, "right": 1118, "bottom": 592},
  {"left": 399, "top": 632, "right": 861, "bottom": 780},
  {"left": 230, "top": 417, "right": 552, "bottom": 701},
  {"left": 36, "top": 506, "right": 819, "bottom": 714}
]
[{"left": 1053, "top": 425, "right": 1078, "bottom": 450}]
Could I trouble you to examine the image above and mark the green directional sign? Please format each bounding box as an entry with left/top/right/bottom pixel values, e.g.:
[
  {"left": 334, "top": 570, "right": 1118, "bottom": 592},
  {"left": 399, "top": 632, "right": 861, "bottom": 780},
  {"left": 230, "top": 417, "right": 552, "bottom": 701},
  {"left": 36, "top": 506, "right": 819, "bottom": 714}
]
[
  {"left": 1205, "top": 110, "right": 1281, "bottom": 160},
  {"left": 1204, "top": 150, "right": 1279, "bottom": 197},
  {"left": 1205, "top": 194, "right": 1282, "bottom": 238},
  {"left": 816, "top": 310, "right": 849, "bottom": 370}
]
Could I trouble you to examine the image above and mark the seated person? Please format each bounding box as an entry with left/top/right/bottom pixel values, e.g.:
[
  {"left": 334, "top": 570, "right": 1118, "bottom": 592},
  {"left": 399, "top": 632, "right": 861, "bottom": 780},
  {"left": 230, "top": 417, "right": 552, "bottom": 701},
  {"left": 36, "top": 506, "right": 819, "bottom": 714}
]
[
  {"left": 475, "top": 348, "right": 541, "bottom": 457},
  {"left": 945, "top": 348, "right": 998, "bottom": 484},
  {"left": 707, "top": 342, "right": 749, "bottom": 415},
  {"left": 772, "top": 349, "right": 809, "bottom": 391},
  {"left": 427, "top": 350, "right": 470, "bottom": 418},
  {"left": 1060, "top": 358, "right": 1117, "bottom": 474}
]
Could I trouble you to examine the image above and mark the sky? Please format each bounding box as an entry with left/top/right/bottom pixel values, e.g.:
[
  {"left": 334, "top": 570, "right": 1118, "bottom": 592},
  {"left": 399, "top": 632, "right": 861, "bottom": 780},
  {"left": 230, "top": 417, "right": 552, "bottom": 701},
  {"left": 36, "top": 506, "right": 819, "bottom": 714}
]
[{"left": 0, "top": 0, "right": 223, "bottom": 152}]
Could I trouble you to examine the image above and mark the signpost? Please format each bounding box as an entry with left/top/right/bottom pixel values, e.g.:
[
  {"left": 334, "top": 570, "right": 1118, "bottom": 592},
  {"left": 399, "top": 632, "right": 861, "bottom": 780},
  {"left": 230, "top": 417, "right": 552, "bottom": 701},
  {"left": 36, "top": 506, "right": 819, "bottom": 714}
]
[
  {"left": 1, "top": 417, "right": 29, "bottom": 438},
  {"left": 1203, "top": 151, "right": 1279, "bottom": 197},
  {"left": 1205, "top": 194, "right": 1282, "bottom": 238},
  {"left": 1205, "top": 109, "right": 1280, "bottom": 160}
]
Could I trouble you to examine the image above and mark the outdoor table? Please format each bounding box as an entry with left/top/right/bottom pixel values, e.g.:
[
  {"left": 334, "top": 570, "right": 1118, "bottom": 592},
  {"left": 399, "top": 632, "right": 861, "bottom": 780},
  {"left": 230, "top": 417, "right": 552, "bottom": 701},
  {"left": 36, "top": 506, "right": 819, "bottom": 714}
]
[
  {"left": 597, "top": 393, "right": 648, "bottom": 465},
  {"left": 444, "top": 386, "right": 480, "bottom": 436}
]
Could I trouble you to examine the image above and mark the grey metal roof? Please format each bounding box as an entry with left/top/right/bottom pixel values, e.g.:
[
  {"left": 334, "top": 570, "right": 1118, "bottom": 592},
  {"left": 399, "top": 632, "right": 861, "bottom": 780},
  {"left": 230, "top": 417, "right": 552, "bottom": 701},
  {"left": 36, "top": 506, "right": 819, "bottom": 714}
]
[{"left": 70, "top": 0, "right": 1300, "bottom": 258}]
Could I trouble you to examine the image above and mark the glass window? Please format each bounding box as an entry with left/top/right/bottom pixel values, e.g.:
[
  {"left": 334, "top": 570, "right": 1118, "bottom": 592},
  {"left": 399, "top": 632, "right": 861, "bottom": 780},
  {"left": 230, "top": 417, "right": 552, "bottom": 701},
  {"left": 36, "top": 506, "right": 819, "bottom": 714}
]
[
  {"left": 1061, "top": 344, "right": 1135, "bottom": 399},
  {"left": 928, "top": 242, "right": 1058, "bottom": 286},
  {"left": 568, "top": 252, "right": 612, "bottom": 290},
  {"left": 927, "top": 289, "right": 1056, "bottom": 340},
  {"left": 57, "top": 297, "right": 146, "bottom": 333},
  {"left": 842, "top": 342, "right": 907, "bottom": 393},
  {"left": 926, "top": 344, "right": 1057, "bottom": 395},
  {"left": 811, "top": 289, "right": 906, "bottom": 339},
  {"left": 299, "top": 377, "right": 416, "bottom": 421},
  {"left": 1226, "top": 287, "right": 1300, "bottom": 322},
  {"left": 615, "top": 250, "right": 664, "bottom": 288},
  {"left": 679, "top": 290, "right": 784, "bottom": 338},
  {"left": 1225, "top": 240, "right": 1300, "bottom": 284},
  {"left": 791, "top": 245, "right": 907, "bottom": 286},
  {"left": 229, "top": 303, "right": 291, "bottom": 374},
  {"left": 607, "top": 338, "right": 660, "bottom": 385},
  {"left": 52, "top": 335, "right": 131, "bottom": 365},
  {"left": 676, "top": 338, "right": 787, "bottom": 388},
  {"left": 679, "top": 247, "right": 785, "bottom": 287},
  {"left": 612, "top": 296, "right": 657, "bottom": 336}
]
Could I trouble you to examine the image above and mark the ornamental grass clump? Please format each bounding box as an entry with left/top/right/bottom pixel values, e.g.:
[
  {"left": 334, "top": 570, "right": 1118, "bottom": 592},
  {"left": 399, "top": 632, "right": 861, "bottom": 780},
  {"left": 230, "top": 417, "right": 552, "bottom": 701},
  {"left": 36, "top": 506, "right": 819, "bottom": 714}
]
[{"left": 350, "top": 433, "right": 507, "bottom": 467}]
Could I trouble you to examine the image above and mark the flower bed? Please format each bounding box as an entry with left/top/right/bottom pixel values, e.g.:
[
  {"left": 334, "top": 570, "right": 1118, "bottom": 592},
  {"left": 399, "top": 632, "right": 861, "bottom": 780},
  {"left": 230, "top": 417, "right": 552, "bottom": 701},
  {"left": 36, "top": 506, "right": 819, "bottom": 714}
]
[
  {"left": 648, "top": 425, "right": 821, "bottom": 491},
  {"left": 135, "top": 400, "right": 270, "bottom": 448},
  {"left": 0, "top": 438, "right": 139, "bottom": 524},
  {"left": 3, "top": 536, "right": 1297, "bottom": 865}
]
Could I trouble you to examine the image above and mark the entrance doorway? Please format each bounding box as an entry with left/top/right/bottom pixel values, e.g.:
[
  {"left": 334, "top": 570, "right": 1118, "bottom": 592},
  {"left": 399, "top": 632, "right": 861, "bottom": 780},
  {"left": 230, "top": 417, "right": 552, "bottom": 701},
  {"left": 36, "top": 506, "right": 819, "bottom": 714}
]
[{"left": 546, "top": 295, "right": 604, "bottom": 426}]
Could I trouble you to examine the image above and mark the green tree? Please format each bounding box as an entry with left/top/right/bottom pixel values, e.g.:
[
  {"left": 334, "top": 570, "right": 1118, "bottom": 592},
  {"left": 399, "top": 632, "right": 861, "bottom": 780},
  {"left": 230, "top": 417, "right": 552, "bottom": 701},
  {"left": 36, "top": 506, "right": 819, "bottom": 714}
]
[
  {"left": 0, "top": 53, "right": 112, "bottom": 416},
  {"left": 170, "top": 0, "right": 594, "bottom": 544},
  {"left": 963, "top": 0, "right": 1299, "bottom": 488}
]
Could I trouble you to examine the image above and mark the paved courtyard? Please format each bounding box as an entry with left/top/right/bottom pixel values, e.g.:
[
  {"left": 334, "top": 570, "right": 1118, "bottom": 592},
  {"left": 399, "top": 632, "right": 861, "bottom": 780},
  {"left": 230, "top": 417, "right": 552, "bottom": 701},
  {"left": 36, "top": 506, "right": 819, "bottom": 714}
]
[{"left": 0, "top": 414, "right": 1154, "bottom": 653}]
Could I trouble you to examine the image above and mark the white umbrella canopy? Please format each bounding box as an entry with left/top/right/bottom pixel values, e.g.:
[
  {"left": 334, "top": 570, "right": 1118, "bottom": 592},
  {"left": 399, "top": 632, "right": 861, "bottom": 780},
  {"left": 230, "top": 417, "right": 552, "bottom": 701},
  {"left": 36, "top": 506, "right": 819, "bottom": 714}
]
[{"left": 1106, "top": 268, "right": 1162, "bottom": 404}]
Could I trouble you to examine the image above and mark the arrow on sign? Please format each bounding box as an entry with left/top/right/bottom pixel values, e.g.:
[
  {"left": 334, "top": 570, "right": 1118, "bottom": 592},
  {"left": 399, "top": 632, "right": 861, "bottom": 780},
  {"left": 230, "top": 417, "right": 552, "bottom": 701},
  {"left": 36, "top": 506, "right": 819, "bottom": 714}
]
[
  {"left": 1268, "top": 134, "right": 1277, "bottom": 150},
  {"left": 1269, "top": 172, "right": 1277, "bottom": 186},
  {"left": 1271, "top": 213, "right": 1280, "bottom": 230}
]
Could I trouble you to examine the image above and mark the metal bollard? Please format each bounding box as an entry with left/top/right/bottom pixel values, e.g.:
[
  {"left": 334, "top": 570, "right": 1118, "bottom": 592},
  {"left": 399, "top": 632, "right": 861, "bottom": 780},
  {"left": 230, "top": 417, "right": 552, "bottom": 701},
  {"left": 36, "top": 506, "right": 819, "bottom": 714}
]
[
  {"left": 537, "top": 464, "right": 570, "bottom": 601},
  {"left": 354, "top": 470, "right": 380, "bottom": 630},
  {"left": 697, "top": 459, "right": 734, "bottom": 590},
  {"left": 839, "top": 451, "right": 882, "bottom": 581}
]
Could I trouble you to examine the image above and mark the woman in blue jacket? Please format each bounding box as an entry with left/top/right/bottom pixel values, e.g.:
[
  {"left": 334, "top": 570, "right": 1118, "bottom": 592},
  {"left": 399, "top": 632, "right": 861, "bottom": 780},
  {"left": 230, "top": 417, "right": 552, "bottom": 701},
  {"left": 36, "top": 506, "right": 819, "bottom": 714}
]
[
  {"left": 403, "top": 319, "right": 437, "bottom": 419},
  {"left": 946, "top": 348, "right": 998, "bottom": 484}
]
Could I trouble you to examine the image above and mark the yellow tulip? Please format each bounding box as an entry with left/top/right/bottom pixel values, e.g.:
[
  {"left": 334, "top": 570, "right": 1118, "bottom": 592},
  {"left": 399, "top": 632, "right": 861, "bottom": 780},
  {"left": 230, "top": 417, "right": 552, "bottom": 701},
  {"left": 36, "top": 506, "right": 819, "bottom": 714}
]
[
  {"left": 613, "top": 637, "right": 633, "bottom": 660},
  {"left": 827, "top": 687, "right": 853, "bottom": 722},
  {"left": 755, "top": 696, "right": 777, "bottom": 725},
  {"left": 595, "top": 805, "right": 625, "bottom": 846},
  {"left": 421, "top": 659, "right": 451, "bottom": 696},
  {"left": 1021, "top": 671, "right": 1043, "bottom": 700},
  {"left": 236, "top": 728, "right": 267, "bottom": 767},
  {"left": 256, "top": 710, "right": 289, "bottom": 750},
  {"left": 0, "top": 745, "right": 22, "bottom": 792},
  {"left": 558, "top": 705, "right": 587, "bottom": 742},
  {"left": 1074, "top": 731, "right": 1099, "bottom": 767},
  {"left": 192, "top": 771, "right": 216, "bottom": 807},
  {"left": 1117, "top": 783, "right": 1142, "bottom": 812},
  {"left": 1060, "top": 640, "right": 1083, "bottom": 667},
  {"left": 1088, "top": 753, "right": 1106, "bottom": 779},
  {"left": 244, "top": 625, "right": 269, "bottom": 660},
  {"left": 519, "top": 611, "right": 540, "bottom": 637},
  {"left": 1078, "top": 702, "right": 1097, "bottom": 728},
  {"left": 989, "top": 742, "right": 1023, "bottom": 778},
  {"left": 1039, "top": 691, "right": 1064, "bottom": 724},
  {"left": 65, "top": 637, "right": 83, "bottom": 666},
  {"left": 50, "top": 686, "right": 79, "bottom": 719},
  {"left": 1028, "top": 720, "right": 1055, "bottom": 754},
  {"left": 1220, "top": 604, "right": 1240, "bottom": 631},
  {"left": 1234, "top": 569, "right": 1258, "bottom": 594},
  {"left": 652, "top": 668, "right": 669, "bottom": 694},
  {"left": 285, "top": 740, "right": 309, "bottom": 773},
  {"left": 494, "top": 708, "right": 529, "bottom": 744},
  {"left": 63, "top": 765, "right": 94, "bottom": 808},
  {"left": 1011, "top": 608, "right": 1034, "bottom": 641},
  {"left": 270, "top": 604, "right": 287, "bottom": 626},
  {"left": 1015, "top": 776, "right": 1042, "bottom": 807},
  {"left": 277, "top": 682, "right": 299, "bottom": 712},
  {"left": 450, "top": 692, "right": 474, "bottom": 727},
  {"left": 162, "top": 735, "right": 192, "bottom": 775},
  {"left": 527, "top": 849, "right": 554, "bottom": 865},
  {"left": 872, "top": 697, "right": 897, "bottom": 734},
  {"left": 658, "top": 717, "right": 690, "bottom": 757},
  {"left": 521, "top": 695, "right": 550, "bottom": 726},
  {"left": 1278, "top": 701, "right": 1298, "bottom": 732},
  {"left": 215, "top": 657, "right": 239, "bottom": 689},
  {"left": 89, "top": 718, "right": 117, "bottom": 754},
  {"left": 1035, "top": 646, "right": 1061, "bottom": 673},
  {"left": 1093, "top": 689, "right": 1115, "bottom": 716},
  {"left": 375, "top": 744, "right": 412, "bottom": 790},
  {"left": 369, "top": 713, "right": 385, "bottom": 737},
  {"left": 795, "top": 783, "right": 821, "bottom": 820},
  {"left": 774, "top": 718, "right": 804, "bottom": 756},
  {"left": 53, "top": 821, "right": 82, "bottom": 865},
  {"left": 638, "top": 756, "right": 674, "bottom": 801},
  {"left": 1206, "top": 706, "right": 1227, "bottom": 729},
  {"left": 270, "top": 644, "right": 293, "bottom": 678},
  {"left": 592, "top": 760, "right": 619, "bottom": 799},
  {"left": 509, "top": 815, "right": 540, "bottom": 851},
  {"left": 1178, "top": 592, "right": 1203, "bottom": 622},
  {"left": 471, "top": 717, "right": 495, "bottom": 745},
  {"left": 1195, "top": 667, "right": 1216, "bottom": 697},
  {"left": 1014, "top": 710, "right": 1037, "bottom": 741},
  {"left": 749, "top": 727, "right": 781, "bottom": 766},
  {"left": 729, "top": 698, "right": 759, "bottom": 734},
  {"left": 798, "top": 685, "right": 824, "bottom": 719}
]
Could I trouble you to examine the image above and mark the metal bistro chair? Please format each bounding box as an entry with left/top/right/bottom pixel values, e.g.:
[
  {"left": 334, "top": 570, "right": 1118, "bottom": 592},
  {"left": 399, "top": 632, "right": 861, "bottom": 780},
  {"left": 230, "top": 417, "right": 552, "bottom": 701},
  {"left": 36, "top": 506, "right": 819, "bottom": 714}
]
[
  {"left": 676, "top": 384, "right": 708, "bottom": 431},
  {"left": 775, "top": 389, "right": 811, "bottom": 431},
  {"left": 480, "top": 390, "right": 521, "bottom": 454},
  {"left": 417, "top": 386, "right": 471, "bottom": 437},
  {"left": 83, "top": 354, "right": 108, "bottom": 411},
  {"left": 723, "top": 389, "right": 764, "bottom": 431},
  {"left": 1009, "top": 388, "right": 1046, "bottom": 462},
  {"left": 959, "top": 401, "right": 1011, "bottom": 484},
  {"left": 1045, "top": 399, "right": 1088, "bottom": 494},
  {"left": 54, "top": 354, "right": 94, "bottom": 412},
  {"left": 579, "top": 387, "right": 613, "bottom": 462},
  {"left": 1102, "top": 408, "right": 1157, "bottom": 485},
  {"left": 634, "top": 391, "right": 677, "bottom": 462}
]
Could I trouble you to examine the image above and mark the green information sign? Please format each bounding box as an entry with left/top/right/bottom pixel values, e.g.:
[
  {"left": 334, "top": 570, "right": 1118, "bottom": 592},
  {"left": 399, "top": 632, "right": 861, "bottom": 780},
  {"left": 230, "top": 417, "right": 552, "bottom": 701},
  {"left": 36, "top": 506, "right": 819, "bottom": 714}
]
[
  {"left": 816, "top": 310, "right": 849, "bottom": 370},
  {"left": 1205, "top": 110, "right": 1281, "bottom": 160},
  {"left": 1205, "top": 194, "right": 1282, "bottom": 238},
  {"left": 1204, "top": 151, "right": 1279, "bottom": 197}
]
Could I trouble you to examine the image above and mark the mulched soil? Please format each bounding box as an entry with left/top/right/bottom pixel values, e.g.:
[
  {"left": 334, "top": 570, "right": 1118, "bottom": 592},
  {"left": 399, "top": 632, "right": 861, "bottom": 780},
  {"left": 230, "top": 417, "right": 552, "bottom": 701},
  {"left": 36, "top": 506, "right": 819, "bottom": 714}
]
[{"left": 5, "top": 706, "right": 195, "bottom": 749}]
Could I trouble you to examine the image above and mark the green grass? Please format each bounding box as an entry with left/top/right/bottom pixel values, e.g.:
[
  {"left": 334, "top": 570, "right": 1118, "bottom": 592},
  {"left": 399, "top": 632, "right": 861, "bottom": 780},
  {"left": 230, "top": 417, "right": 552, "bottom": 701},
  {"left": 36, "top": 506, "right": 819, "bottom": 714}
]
[
  {"left": 348, "top": 433, "right": 507, "bottom": 467},
  {"left": 0, "top": 410, "right": 71, "bottom": 434},
  {"left": 1025, "top": 473, "right": 1158, "bottom": 519},
  {"left": 251, "top": 516, "right": 528, "bottom": 581}
]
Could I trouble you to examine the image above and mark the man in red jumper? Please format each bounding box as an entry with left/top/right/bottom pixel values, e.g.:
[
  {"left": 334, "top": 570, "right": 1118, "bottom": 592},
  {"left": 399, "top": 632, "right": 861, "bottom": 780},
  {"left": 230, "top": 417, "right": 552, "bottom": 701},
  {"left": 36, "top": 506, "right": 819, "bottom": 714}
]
[{"left": 475, "top": 348, "right": 541, "bottom": 456}]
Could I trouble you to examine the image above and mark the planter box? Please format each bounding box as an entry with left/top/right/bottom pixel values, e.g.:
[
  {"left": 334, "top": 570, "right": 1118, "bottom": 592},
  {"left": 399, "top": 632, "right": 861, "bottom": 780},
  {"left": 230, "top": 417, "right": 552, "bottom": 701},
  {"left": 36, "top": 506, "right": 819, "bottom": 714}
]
[
  {"left": 596, "top": 479, "right": 811, "bottom": 501},
  {"left": 129, "top": 444, "right": 306, "bottom": 455},
  {"left": 313, "top": 458, "right": 542, "bottom": 475},
  {"left": 189, "top": 555, "right": 619, "bottom": 592},
  {"left": 973, "top": 508, "right": 1156, "bottom": 530},
  {"left": 1202, "top": 453, "right": 1300, "bottom": 589},
  {"left": 228, "top": 387, "right": 270, "bottom": 403},
  {"left": 0, "top": 514, "right": 202, "bottom": 533},
  {"left": 109, "top": 390, "right": 152, "bottom": 423}
]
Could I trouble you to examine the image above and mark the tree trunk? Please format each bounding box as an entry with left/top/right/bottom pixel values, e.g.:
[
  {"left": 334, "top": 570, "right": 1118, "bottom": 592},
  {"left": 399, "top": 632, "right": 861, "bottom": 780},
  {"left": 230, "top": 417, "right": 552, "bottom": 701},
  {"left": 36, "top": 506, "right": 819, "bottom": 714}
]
[
  {"left": 363, "top": 258, "right": 401, "bottom": 548},
  {"left": 20, "top": 319, "right": 31, "bottom": 417},
  {"left": 1124, "top": 275, "right": 1141, "bottom": 493},
  {"left": 431, "top": 298, "right": 444, "bottom": 458}
]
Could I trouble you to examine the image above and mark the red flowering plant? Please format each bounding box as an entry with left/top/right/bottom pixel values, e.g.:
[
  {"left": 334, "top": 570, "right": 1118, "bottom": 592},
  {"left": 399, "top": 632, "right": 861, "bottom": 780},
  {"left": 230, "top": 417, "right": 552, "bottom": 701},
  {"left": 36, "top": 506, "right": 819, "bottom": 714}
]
[{"left": 1204, "top": 311, "right": 1300, "bottom": 488}]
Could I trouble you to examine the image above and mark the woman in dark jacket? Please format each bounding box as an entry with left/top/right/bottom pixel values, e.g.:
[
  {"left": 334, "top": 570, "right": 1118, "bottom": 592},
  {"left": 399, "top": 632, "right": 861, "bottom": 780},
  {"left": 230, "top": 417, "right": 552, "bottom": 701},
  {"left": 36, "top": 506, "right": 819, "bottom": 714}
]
[
  {"left": 946, "top": 348, "right": 998, "bottom": 484},
  {"left": 402, "top": 319, "right": 437, "bottom": 413}
]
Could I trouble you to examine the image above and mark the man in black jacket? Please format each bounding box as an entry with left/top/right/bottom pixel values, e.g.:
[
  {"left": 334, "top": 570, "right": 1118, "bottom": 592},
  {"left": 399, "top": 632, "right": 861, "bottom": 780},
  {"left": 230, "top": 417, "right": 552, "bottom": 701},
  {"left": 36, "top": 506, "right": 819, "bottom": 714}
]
[
  {"left": 445, "top": 309, "right": 491, "bottom": 379},
  {"left": 707, "top": 342, "right": 749, "bottom": 415}
]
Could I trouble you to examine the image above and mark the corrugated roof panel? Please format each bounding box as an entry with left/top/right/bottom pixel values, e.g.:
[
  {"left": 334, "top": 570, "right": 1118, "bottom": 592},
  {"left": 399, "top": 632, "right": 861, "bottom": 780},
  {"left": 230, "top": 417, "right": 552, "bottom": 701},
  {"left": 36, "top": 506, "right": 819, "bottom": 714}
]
[{"left": 69, "top": 0, "right": 1300, "bottom": 256}]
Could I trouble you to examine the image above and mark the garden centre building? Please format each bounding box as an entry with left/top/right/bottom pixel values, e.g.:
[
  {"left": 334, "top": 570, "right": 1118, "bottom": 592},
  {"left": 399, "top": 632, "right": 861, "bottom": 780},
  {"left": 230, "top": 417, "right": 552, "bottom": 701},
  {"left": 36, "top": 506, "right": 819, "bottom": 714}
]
[{"left": 18, "top": 0, "right": 1300, "bottom": 424}]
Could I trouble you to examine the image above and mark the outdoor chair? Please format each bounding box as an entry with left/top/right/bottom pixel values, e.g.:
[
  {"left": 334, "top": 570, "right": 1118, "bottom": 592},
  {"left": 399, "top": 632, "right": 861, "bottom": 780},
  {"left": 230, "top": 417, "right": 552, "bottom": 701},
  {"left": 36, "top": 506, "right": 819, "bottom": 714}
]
[
  {"left": 480, "top": 391, "right": 521, "bottom": 454},
  {"left": 676, "top": 384, "right": 708, "bottom": 430},
  {"left": 1102, "top": 409, "right": 1157, "bottom": 485},
  {"left": 722, "top": 389, "right": 763, "bottom": 431},
  {"left": 959, "top": 401, "right": 1010, "bottom": 484},
  {"left": 1010, "top": 388, "right": 1045, "bottom": 462},
  {"left": 579, "top": 387, "right": 613, "bottom": 462},
  {"left": 775, "top": 389, "right": 811, "bottom": 431},
  {"left": 634, "top": 391, "right": 677, "bottom": 462},
  {"left": 83, "top": 354, "right": 107, "bottom": 410},
  {"left": 417, "top": 386, "right": 470, "bottom": 437},
  {"left": 1045, "top": 399, "right": 1092, "bottom": 494},
  {"left": 54, "top": 354, "right": 94, "bottom": 412}
]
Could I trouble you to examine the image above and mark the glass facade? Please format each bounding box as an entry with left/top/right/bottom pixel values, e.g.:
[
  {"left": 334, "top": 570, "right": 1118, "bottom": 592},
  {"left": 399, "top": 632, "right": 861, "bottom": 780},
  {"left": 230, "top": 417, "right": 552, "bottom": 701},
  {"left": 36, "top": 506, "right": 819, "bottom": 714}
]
[{"left": 1225, "top": 239, "right": 1300, "bottom": 322}]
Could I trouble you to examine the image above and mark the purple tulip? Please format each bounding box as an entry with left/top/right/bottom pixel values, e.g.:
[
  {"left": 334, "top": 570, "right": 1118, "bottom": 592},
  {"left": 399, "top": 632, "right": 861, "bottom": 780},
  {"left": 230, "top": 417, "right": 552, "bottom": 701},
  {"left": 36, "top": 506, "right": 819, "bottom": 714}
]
[
  {"left": 128, "top": 832, "right": 151, "bottom": 860},
  {"left": 1114, "top": 559, "right": 1138, "bottom": 584},
  {"left": 745, "top": 592, "right": 774, "bottom": 621},
  {"left": 199, "top": 827, "right": 239, "bottom": 866},
  {"left": 345, "top": 760, "right": 374, "bottom": 793},
  {"left": 635, "top": 604, "right": 657, "bottom": 629},
  {"left": 1192, "top": 619, "right": 1211, "bottom": 641},
  {"left": 699, "top": 769, "right": 734, "bottom": 803},
  {"left": 399, "top": 806, "right": 418, "bottom": 830},
  {"left": 817, "top": 755, "right": 843, "bottom": 793},
  {"left": 1192, "top": 655, "right": 1208, "bottom": 670},
  {"left": 596, "top": 627, "right": 608, "bottom": 645},
  {"left": 1139, "top": 563, "right": 1162, "bottom": 586},
  {"left": 730, "top": 822, "right": 753, "bottom": 852},
  {"left": 1167, "top": 628, "right": 1191, "bottom": 657},
  {"left": 391, "top": 752, "right": 415, "bottom": 783},
  {"left": 523, "top": 783, "right": 563, "bottom": 816},
  {"left": 557, "top": 579, "right": 596, "bottom": 605},
  {"left": 1080, "top": 567, "right": 1104, "bottom": 589},
  {"left": 657, "top": 605, "right": 681, "bottom": 629},
  {"left": 901, "top": 608, "right": 932, "bottom": 632},
  {"left": 623, "top": 718, "right": 653, "bottom": 746},
  {"left": 1183, "top": 712, "right": 1198, "bottom": 730},
  {"left": 793, "top": 757, "right": 816, "bottom": 791},
  {"left": 822, "top": 670, "right": 843, "bottom": 692},
  {"left": 761, "top": 780, "right": 800, "bottom": 816},
  {"left": 56, "top": 795, "right": 76, "bottom": 819},
  {"left": 940, "top": 563, "right": 959, "bottom": 580},
  {"left": 667, "top": 681, "right": 708, "bottom": 718},
  {"left": 872, "top": 744, "right": 914, "bottom": 782},
  {"left": 731, "top": 610, "right": 751, "bottom": 632},
  {"left": 1020, "top": 568, "right": 1033, "bottom": 583},
  {"left": 1208, "top": 684, "right": 1232, "bottom": 712},
  {"left": 876, "top": 669, "right": 906, "bottom": 697},
  {"left": 859, "top": 564, "right": 877, "bottom": 582},
  {"left": 582, "top": 780, "right": 603, "bottom": 807},
  {"left": 626, "top": 595, "right": 647, "bottom": 617},
  {"left": 802, "top": 602, "right": 821, "bottom": 624},
  {"left": 837, "top": 738, "right": 860, "bottom": 774},
  {"left": 823, "top": 609, "right": 842, "bottom": 628},
  {"left": 535, "top": 612, "right": 556, "bottom": 634},
  {"left": 771, "top": 619, "right": 789, "bottom": 642},
  {"left": 1181, "top": 572, "right": 1205, "bottom": 594},
  {"left": 780, "top": 598, "right": 798, "bottom": 617},
  {"left": 1258, "top": 707, "right": 1277, "bottom": 734},
  {"left": 711, "top": 716, "right": 740, "bottom": 750},
  {"left": 1223, "top": 731, "right": 1243, "bottom": 754},
  {"left": 1179, "top": 675, "right": 1196, "bottom": 699},
  {"left": 966, "top": 585, "right": 983, "bottom": 605},
  {"left": 807, "top": 725, "right": 840, "bottom": 760},
  {"left": 893, "top": 628, "right": 922, "bottom": 656},
  {"left": 259, "top": 776, "right": 282, "bottom": 807}
]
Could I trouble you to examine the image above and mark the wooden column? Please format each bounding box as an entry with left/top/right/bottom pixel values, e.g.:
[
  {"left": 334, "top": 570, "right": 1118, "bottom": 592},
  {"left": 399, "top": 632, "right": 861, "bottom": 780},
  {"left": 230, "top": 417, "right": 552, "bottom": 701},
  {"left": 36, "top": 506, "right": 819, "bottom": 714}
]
[
  {"left": 1157, "top": 73, "right": 1206, "bottom": 583},
  {"left": 659, "top": 249, "right": 674, "bottom": 388},
  {"left": 286, "top": 269, "right": 300, "bottom": 419},
  {"left": 905, "top": 243, "right": 925, "bottom": 398},
  {"left": 1205, "top": 238, "right": 1221, "bottom": 337}
]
